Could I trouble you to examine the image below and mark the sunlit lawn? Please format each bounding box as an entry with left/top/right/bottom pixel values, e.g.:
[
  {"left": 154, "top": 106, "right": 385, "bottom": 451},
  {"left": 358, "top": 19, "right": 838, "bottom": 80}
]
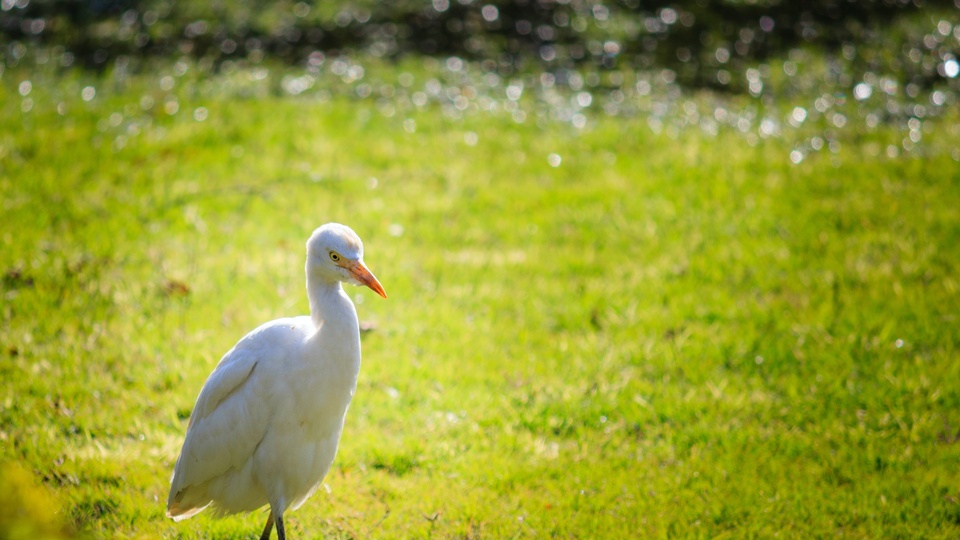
[{"left": 2, "top": 64, "right": 960, "bottom": 538}]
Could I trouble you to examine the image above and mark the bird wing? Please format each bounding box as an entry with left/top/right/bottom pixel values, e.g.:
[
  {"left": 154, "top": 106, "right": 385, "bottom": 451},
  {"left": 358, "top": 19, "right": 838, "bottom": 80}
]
[{"left": 167, "top": 321, "right": 300, "bottom": 516}]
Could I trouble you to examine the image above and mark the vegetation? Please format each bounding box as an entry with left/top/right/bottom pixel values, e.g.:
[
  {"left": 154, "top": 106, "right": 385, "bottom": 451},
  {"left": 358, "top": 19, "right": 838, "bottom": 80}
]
[
  {"left": 4, "top": 0, "right": 960, "bottom": 534},
  {"left": 2, "top": 53, "right": 959, "bottom": 537},
  {"left": 4, "top": 0, "right": 960, "bottom": 96}
]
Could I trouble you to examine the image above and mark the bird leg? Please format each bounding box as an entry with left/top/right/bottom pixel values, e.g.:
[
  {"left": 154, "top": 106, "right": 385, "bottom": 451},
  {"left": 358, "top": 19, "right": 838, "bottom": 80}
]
[
  {"left": 276, "top": 515, "right": 286, "bottom": 540},
  {"left": 259, "top": 510, "right": 274, "bottom": 540}
]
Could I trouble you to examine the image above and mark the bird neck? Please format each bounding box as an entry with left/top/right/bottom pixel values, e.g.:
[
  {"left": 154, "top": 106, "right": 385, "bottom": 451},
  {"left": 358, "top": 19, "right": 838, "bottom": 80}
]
[{"left": 306, "top": 277, "right": 357, "bottom": 329}]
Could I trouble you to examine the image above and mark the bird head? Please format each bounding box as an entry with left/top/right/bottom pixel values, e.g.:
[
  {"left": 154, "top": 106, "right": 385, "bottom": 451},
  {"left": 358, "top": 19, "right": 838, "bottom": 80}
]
[{"left": 306, "top": 223, "right": 387, "bottom": 298}]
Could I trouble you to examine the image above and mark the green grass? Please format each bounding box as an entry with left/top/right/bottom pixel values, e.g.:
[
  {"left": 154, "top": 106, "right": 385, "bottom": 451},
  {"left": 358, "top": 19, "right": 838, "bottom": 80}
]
[{"left": 2, "top": 62, "right": 960, "bottom": 538}]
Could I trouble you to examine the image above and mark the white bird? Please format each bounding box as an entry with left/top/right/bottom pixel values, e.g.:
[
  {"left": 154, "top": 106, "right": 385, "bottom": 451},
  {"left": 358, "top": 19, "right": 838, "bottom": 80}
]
[{"left": 166, "top": 223, "right": 387, "bottom": 540}]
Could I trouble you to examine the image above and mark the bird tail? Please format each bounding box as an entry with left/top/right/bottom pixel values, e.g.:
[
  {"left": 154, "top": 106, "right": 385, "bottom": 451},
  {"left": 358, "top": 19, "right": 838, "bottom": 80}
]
[{"left": 166, "top": 494, "right": 211, "bottom": 521}]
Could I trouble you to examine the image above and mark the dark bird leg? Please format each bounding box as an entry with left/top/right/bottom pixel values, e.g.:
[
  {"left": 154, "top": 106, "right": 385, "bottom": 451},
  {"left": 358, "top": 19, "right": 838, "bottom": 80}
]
[
  {"left": 260, "top": 510, "right": 274, "bottom": 540},
  {"left": 276, "top": 515, "right": 286, "bottom": 540}
]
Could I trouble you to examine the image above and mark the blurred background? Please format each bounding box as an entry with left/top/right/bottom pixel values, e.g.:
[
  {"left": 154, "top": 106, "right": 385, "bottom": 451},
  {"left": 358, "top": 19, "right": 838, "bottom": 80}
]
[
  {"left": 3, "top": 0, "right": 960, "bottom": 151},
  {"left": 3, "top": 1, "right": 960, "bottom": 538}
]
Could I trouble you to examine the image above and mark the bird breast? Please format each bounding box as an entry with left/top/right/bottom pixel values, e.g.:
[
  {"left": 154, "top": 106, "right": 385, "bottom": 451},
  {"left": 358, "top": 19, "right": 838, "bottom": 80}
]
[{"left": 252, "top": 319, "right": 361, "bottom": 504}]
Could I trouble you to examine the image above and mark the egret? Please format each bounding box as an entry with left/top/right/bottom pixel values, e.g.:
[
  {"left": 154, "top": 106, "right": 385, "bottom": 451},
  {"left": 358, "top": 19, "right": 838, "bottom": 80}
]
[{"left": 166, "top": 223, "right": 387, "bottom": 540}]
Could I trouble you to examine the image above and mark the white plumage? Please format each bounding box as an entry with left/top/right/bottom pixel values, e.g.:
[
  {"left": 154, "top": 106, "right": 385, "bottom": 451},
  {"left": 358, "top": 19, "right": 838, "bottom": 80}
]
[{"left": 167, "top": 223, "right": 386, "bottom": 540}]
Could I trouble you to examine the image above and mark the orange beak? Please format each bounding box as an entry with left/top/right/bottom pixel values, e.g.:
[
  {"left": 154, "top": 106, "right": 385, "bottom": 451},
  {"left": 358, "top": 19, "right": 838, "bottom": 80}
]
[{"left": 349, "top": 261, "right": 387, "bottom": 299}]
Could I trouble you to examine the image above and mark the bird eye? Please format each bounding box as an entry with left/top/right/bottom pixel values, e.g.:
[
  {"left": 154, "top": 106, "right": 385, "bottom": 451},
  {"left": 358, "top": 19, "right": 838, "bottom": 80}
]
[{"left": 329, "top": 252, "right": 341, "bottom": 262}]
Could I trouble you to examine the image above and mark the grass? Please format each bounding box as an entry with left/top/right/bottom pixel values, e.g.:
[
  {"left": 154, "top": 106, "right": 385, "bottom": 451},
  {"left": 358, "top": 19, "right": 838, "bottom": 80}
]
[{"left": 2, "top": 60, "right": 960, "bottom": 538}]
